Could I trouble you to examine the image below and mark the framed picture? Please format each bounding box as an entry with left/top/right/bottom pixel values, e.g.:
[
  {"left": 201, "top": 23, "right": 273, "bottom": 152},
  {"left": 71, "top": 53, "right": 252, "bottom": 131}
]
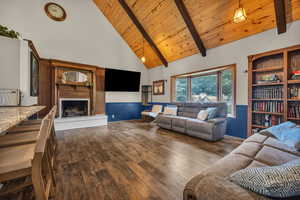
[
  {"left": 30, "top": 51, "right": 39, "bottom": 97},
  {"left": 153, "top": 80, "right": 165, "bottom": 95}
]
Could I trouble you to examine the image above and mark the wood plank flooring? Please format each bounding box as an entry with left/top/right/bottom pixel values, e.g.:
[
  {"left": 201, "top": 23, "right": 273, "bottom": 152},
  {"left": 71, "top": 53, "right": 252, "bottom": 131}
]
[{"left": 54, "top": 120, "right": 242, "bottom": 200}]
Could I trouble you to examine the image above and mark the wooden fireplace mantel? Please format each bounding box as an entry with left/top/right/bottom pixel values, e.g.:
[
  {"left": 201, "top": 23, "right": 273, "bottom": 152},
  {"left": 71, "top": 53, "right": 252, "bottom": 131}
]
[{"left": 38, "top": 59, "right": 105, "bottom": 117}]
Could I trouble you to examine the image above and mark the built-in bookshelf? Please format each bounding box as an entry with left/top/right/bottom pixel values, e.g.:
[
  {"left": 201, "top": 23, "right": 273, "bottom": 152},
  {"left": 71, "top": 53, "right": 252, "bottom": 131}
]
[{"left": 248, "top": 44, "right": 300, "bottom": 136}]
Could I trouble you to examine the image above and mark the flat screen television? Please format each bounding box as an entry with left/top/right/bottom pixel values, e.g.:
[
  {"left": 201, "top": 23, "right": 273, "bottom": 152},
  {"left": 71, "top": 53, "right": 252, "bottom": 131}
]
[{"left": 105, "top": 68, "right": 141, "bottom": 92}]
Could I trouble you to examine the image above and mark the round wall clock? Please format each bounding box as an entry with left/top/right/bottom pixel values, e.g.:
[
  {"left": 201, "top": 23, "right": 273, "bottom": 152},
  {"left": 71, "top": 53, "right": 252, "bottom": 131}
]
[{"left": 44, "top": 2, "right": 66, "bottom": 21}]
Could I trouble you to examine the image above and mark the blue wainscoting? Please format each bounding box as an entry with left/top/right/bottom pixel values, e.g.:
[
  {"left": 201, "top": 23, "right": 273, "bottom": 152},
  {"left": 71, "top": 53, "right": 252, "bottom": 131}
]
[
  {"left": 227, "top": 105, "right": 248, "bottom": 138},
  {"left": 142, "top": 102, "right": 171, "bottom": 111},
  {"left": 105, "top": 102, "right": 143, "bottom": 122},
  {"left": 105, "top": 102, "right": 248, "bottom": 138}
]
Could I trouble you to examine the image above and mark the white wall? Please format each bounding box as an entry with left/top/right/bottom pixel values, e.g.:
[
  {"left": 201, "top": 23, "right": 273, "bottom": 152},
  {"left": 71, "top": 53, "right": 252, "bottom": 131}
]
[
  {"left": 0, "top": 0, "right": 148, "bottom": 103},
  {"left": 0, "top": 36, "right": 20, "bottom": 89},
  {"left": 148, "top": 20, "right": 300, "bottom": 105}
]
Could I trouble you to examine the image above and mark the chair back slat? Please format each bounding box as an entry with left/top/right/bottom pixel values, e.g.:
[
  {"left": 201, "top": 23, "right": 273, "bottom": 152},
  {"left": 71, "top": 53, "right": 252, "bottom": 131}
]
[
  {"left": 31, "top": 105, "right": 57, "bottom": 200},
  {"left": 34, "top": 119, "right": 51, "bottom": 154},
  {"left": 35, "top": 105, "right": 56, "bottom": 153}
]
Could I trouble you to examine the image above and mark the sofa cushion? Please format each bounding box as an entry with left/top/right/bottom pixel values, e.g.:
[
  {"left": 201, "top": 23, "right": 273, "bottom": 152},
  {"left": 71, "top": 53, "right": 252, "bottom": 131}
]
[
  {"left": 264, "top": 137, "right": 300, "bottom": 157},
  {"left": 230, "top": 159, "right": 300, "bottom": 198},
  {"left": 186, "top": 119, "right": 214, "bottom": 134},
  {"left": 244, "top": 133, "right": 268, "bottom": 144},
  {"left": 141, "top": 111, "right": 158, "bottom": 118},
  {"left": 151, "top": 105, "right": 163, "bottom": 113},
  {"left": 172, "top": 116, "right": 188, "bottom": 127},
  {"left": 179, "top": 107, "right": 200, "bottom": 118},
  {"left": 231, "top": 142, "right": 262, "bottom": 158},
  {"left": 255, "top": 146, "right": 300, "bottom": 166},
  {"left": 163, "top": 106, "right": 177, "bottom": 115},
  {"left": 206, "top": 107, "right": 218, "bottom": 119},
  {"left": 172, "top": 116, "right": 189, "bottom": 133},
  {"left": 154, "top": 115, "right": 172, "bottom": 129},
  {"left": 197, "top": 110, "right": 209, "bottom": 120}
]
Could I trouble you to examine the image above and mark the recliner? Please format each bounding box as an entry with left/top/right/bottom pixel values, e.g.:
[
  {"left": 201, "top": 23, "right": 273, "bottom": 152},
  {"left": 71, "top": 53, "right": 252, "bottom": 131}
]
[{"left": 155, "top": 102, "right": 228, "bottom": 141}]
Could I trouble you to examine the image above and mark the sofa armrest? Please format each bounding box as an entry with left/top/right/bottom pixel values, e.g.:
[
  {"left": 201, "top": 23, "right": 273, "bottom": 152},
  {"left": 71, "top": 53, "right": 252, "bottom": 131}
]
[
  {"left": 207, "top": 117, "right": 227, "bottom": 125},
  {"left": 184, "top": 174, "right": 266, "bottom": 200}
]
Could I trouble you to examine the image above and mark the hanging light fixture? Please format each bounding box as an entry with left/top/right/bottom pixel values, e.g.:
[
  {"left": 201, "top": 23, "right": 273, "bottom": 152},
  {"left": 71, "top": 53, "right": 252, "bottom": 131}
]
[
  {"left": 233, "top": 0, "right": 247, "bottom": 23},
  {"left": 141, "top": 39, "right": 146, "bottom": 63}
]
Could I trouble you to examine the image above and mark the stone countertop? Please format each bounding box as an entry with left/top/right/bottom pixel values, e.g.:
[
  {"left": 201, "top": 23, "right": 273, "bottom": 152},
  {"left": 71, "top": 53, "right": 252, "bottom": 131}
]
[{"left": 0, "top": 106, "right": 45, "bottom": 133}]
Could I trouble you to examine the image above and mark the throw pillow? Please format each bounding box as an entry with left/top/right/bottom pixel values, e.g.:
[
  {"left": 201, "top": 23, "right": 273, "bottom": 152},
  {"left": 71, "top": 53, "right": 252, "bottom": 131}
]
[
  {"left": 276, "top": 127, "right": 300, "bottom": 151},
  {"left": 151, "top": 105, "right": 162, "bottom": 113},
  {"left": 260, "top": 121, "right": 296, "bottom": 138},
  {"left": 260, "top": 122, "right": 300, "bottom": 150},
  {"left": 206, "top": 107, "right": 218, "bottom": 120},
  {"left": 197, "top": 110, "right": 209, "bottom": 121},
  {"left": 229, "top": 159, "right": 300, "bottom": 198},
  {"left": 163, "top": 106, "right": 177, "bottom": 115}
]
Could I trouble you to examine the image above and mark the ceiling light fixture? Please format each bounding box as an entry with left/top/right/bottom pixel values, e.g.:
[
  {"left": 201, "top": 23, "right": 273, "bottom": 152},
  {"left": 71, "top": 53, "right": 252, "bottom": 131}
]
[
  {"left": 233, "top": 0, "right": 247, "bottom": 23},
  {"left": 141, "top": 39, "right": 146, "bottom": 63}
]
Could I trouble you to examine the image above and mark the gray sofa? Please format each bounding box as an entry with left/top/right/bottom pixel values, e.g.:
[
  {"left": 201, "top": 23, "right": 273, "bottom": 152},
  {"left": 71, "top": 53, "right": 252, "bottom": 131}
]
[
  {"left": 184, "top": 133, "right": 300, "bottom": 200},
  {"left": 155, "top": 102, "right": 228, "bottom": 141}
]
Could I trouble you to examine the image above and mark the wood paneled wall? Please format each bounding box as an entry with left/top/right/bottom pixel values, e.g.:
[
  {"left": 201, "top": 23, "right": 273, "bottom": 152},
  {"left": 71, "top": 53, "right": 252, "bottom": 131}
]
[
  {"left": 38, "top": 59, "right": 52, "bottom": 117},
  {"left": 38, "top": 59, "right": 105, "bottom": 117},
  {"left": 95, "top": 69, "right": 106, "bottom": 114}
]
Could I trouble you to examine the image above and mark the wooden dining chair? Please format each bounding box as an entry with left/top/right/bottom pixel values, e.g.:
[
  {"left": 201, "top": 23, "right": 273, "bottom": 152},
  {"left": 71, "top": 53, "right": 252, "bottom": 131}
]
[
  {"left": 0, "top": 116, "right": 56, "bottom": 199},
  {"left": 0, "top": 106, "right": 57, "bottom": 149}
]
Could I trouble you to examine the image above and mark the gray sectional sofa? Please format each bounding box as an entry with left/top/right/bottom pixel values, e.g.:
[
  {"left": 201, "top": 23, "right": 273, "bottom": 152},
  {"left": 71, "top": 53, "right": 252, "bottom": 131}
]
[
  {"left": 184, "top": 133, "right": 300, "bottom": 200},
  {"left": 155, "top": 102, "right": 228, "bottom": 141}
]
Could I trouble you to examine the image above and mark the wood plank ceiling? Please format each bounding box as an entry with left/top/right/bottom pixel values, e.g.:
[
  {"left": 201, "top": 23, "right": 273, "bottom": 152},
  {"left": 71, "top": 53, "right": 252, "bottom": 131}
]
[{"left": 93, "top": 0, "right": 300, "bottom": 68}]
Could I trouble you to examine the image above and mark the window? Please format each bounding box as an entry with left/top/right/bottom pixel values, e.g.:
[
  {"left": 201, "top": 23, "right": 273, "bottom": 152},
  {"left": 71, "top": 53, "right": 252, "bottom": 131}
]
[
  {"left": 191, "top": 74, "right": 218, "bottom": 102},
  {"left": 175, "top": 78, "right": 188, "bottom": 102},
  {"left": 171, "top": 65, "right": 236, "bottom": 115},
  {"left": 221, "top": 69, "right": 234, "bottom": 115}
]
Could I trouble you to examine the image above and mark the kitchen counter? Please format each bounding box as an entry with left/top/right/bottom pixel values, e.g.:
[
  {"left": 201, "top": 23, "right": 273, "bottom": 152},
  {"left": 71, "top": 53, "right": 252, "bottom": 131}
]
[{"left": 0, "top": 106, "right": 45, "bottom": 133}]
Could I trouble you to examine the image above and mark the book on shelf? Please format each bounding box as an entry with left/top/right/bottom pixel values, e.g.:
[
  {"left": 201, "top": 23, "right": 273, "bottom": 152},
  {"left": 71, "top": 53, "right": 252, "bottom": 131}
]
[
  {"left": 288, "top": 86, "right": 300, "bottom": 99},
  {"left": 253, "top": 101, "right": 283, "bottom": 113},
  {"left": 291, "top": 70, "right": 300, "bottom": 80},
  {"left": 253, "top": 114, "right": 282, "bottom": 128},
  {"left": 288, "top": 103, "right": 300, "bottom": 118},
  {"left": 253, "top": 86, "right": 283, "bottom": 99}
]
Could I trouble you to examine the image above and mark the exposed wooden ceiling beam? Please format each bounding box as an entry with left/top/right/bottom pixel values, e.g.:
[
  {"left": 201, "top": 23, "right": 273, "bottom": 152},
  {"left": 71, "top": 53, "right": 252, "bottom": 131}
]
[
  {"left": 174, "top": 0, "right": 206, "bottom": 57},
  {"left": 274, "top": 0, "right": 287, "bottom": 34},
  {"left": 118, "top": 0, "right": 168, "bottom": 67}
]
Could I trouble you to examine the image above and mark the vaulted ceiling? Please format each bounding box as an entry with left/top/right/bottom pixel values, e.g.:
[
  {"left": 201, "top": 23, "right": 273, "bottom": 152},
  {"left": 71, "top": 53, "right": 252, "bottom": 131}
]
[{"left": 93, "top": 0, "right": 300, "bottom": 68}]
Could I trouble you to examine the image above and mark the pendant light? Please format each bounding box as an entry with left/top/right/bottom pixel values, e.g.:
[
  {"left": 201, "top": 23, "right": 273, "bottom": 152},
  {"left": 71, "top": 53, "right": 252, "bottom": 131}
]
[
  {"left": 141, "top": 39, "right": 146, "bottom": 63},
  {"left": 233, "top": 0, "right": 247, "bottom": 23}
]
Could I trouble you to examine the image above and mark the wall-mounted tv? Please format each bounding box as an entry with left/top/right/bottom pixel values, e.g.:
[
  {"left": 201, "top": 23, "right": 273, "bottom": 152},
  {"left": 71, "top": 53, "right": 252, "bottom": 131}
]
[{"left": 105, "top": 68, "right": 141, "bottom": 92}]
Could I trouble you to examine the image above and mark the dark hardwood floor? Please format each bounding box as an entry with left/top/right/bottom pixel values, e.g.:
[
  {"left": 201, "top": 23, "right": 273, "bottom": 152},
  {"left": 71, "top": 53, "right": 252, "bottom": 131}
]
[{"left": 54, "top": 120, "right": 242, "bottom": 200}]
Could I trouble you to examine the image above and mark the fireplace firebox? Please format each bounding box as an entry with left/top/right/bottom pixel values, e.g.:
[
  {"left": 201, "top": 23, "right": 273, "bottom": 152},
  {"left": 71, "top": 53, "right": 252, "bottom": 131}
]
[{"left": 59, "top": 98, "right": 90, "bottom": 118}]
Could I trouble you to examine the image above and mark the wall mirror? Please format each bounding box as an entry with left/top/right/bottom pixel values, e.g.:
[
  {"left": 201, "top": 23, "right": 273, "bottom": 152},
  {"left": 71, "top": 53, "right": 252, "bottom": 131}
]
[{"left": 62, "top": 71, "right": 89, "bottom": 83}]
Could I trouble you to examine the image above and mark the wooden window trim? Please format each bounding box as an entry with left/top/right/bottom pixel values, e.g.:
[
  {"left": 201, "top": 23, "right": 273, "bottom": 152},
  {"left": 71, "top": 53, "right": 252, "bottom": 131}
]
[{"left": 170, "top": 64, "right": 237, "bottom": 117}]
